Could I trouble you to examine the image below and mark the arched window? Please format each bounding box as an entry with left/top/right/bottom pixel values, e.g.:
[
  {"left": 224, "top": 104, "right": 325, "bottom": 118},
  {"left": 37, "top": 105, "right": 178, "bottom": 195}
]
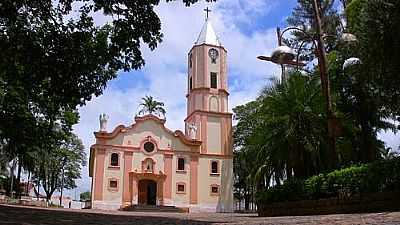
[
  {"left": 210, "top": 72, "right": 217, "bottom": 88},
  {"left": 177, "top": 158, "right": 185, "bottom": 171},
  {"left": 211, "top": 161, "right": 219, "bottom": 174},
  {"left": 110, "top": 153, "right": 119, "bottom": 166}
]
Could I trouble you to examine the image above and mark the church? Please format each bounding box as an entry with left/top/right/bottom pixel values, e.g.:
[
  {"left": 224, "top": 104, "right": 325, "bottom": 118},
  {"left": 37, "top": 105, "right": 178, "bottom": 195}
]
[{"left": 89, "top": 15, "right": 234, "bottom": 213}]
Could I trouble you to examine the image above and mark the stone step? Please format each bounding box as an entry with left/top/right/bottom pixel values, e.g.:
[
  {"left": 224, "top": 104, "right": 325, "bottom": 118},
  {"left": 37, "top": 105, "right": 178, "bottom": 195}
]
[{"left": 121, "top": 205, "right": 188, "bottom": 213}]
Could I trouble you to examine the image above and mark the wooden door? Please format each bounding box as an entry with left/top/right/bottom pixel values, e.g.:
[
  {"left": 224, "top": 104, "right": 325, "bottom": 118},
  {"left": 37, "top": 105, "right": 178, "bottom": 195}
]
[{"left": 138, "top": 180, "right": 147, "bottom": 205}]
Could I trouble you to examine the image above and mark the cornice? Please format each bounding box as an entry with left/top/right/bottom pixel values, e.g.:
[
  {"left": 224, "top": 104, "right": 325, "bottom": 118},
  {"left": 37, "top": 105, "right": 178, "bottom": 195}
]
[
  {"left": 186, "top": 88, "right": 229, "bottom": 98},
  {"left": 188, "top": 43, "right": 228, "bottom": 54},
  {"left": 185, "top": 110, "right": 233, "bottom": 122}
]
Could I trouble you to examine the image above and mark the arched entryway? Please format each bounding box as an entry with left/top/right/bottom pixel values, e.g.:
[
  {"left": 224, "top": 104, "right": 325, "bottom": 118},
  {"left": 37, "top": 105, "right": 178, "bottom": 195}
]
[{"left": 138, "top": 179, "right": 157, "bottom": 205}]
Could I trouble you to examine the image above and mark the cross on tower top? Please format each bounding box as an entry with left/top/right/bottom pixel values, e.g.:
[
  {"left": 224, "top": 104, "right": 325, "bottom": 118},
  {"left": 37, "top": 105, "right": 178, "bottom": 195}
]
[{"left": 204, "top": 7, "right": 211, "bottom": 20}]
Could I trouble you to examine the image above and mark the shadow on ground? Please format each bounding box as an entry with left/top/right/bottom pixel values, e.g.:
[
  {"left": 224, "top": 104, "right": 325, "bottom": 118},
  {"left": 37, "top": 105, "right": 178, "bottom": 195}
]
[{"left": 0, "top": 205, "right": 215, "bottom": 225}]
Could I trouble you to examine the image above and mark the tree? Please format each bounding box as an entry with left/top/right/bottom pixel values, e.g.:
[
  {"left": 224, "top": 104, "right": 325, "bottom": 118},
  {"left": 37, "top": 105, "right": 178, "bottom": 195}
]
[
  {"left": 0, "top": 0, "right": 211, "bottom": 159},
  {"left": 354, "top": 0, "right": 400, "bottom": 116},
  {"left": 286, "top": 0, "right": 341, "bottom": 59},
  {"left": 1, "top": 0, "right": 214, "bottom": 200},
  {"left": 80, "top": 191, "right": 91, "bottom": 202},
  {"left": 327, "top": 0, "right": 400, "bottom": 162},
  {"left": 32, "top": 132, "right": 86, "bottom": 203},
  {"left": 285, "top": 0, "right": 399, "bottom": 163},
  {"left": 233, "top": 100, "right": 262, "bottom": 210},
  {"left": 233, "top": 73, "right": 327, "bottom": 194},
  {"left": 138, "top": 95, "right": 166, "bottom": 117}
]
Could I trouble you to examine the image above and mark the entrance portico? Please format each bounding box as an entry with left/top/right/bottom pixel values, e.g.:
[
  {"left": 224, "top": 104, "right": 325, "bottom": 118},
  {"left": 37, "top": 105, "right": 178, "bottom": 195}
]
[{"left": 130, "top": 172, "right": 166, "bottom": 206}]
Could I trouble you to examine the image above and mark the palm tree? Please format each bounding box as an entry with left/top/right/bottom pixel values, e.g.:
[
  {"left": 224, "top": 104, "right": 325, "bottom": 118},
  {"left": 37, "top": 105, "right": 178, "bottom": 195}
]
[
  {"left": 233, "top": 72, "right": 327, "bottom": 194},
  {"left": 138, "top": 95, "right": 166, "bottom": 117},
  {"left": 260, "top": 72, "right": 326, "bottom": 179}
]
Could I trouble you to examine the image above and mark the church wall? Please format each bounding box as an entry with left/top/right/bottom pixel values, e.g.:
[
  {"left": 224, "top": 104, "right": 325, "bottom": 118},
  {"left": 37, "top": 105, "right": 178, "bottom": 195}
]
[
  {"left": 132, "top": 152, "right": 142, "bottom": 172},
  {"left": 131, "top": 152, "right": 165, "bottom": 173},
  {"left": 124, "top": 121, "right": 172, "bottom": 150},
  {"left": 206, "top": 117, "right": 222, "bottom": 154},
  {"left": 207, "top": 47, "right": 221, "bottom": 89},
  {"left": 220, "top": 48, "right": 228, "bottom": 91},
  {"left": 223, "top": 98, "right": 228, "bottom": 113},
  {"left": 92, "top": 149, "right": 104, "bottom": 201},
  {"left": 209, "top": 96, "right": 219, "bottom": 112},
  {"left": 219, "top": 158, "right": 234, "bottom": 212},
  {"left": 102, "top": 149, "right": 125, "bottom": 203},
  {"left": 107, "top": 135, "right": 124, "bottom": 146},
  {"left": 197, "top": 157, "right": 221, "bottom": 204},
  {"left": 196, "top": 46, "right": 205, "bottom": 87},
  {"left": 195, "top": 94, "right": 202, "bottom": 110},
  {"left": 171, "top": 155, "right": 191, "bottom": 206}
]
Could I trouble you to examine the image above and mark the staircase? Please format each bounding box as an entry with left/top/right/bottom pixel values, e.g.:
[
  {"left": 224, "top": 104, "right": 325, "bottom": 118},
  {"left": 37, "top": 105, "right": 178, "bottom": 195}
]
[{"left": 121, "top": 205, "right": 189, "bottom": 213}]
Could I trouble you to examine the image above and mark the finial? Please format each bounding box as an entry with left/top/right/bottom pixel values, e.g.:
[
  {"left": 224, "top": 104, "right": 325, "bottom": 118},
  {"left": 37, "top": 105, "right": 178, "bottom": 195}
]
[{"left": 204, "top": 7, "right": 211, "bottom": 20}]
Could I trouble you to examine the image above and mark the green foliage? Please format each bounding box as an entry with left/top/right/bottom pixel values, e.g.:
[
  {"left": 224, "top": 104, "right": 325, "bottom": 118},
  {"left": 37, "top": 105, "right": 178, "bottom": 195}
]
[
  {"left": 235, "top": 0, "right": 400, "bottom": 209},
  {"left": 256, "top": 179, "right": 306, "bottom": 203},
  {"left": 355, "top": 0, "right": 400, "bottom": 116},
  {"left": 233, "top": 72, "right": 331, "bottom": 209},
  {"left": 0, "top": 0, "right": 205, "bottom": 199},
  {"left": 32, "top": 132, "right": 86, "bottom": 201},
  {"left": 0, "top": 175, "right": 21, "bottom": 196},
  {"left": 257, "top": 158, "right": 400, "bottom": 204},
  {"left": 234, "top": 72, "right": 326, "bottom": 185},
  {"left": 80, "top": 191, "right": 91, "bottom": 201},
  {"left": 138, "top": 95, "right": 166, "bottom": 117},
  {"left": 345, "top": 0, "right": 366, "bottom": 31},
  {"left": 286, "top": 0, "right": 341, "bottom": 57},
  {"left": 0, "top": 0, "right": 205, "bottom": 161}
]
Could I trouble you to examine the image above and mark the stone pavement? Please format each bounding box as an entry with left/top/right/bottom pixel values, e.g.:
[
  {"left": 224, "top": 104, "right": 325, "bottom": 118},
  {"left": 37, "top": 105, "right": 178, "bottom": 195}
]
[{"left": 1, "top": 204, "right": 400, "bottom": 225}]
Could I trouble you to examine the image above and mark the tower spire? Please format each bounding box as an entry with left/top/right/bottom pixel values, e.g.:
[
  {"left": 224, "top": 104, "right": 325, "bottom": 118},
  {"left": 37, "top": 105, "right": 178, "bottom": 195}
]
[{"left": 195, "top": 7, "right": 221, "bottom": 46}]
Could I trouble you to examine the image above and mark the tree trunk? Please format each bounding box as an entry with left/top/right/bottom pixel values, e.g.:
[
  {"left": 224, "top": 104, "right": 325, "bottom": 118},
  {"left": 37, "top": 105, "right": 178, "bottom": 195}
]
[
  {"left": 16, "top": 160, "right": 22, "bottom": 198},
  {"left": 60, "top": 168, "right": 65, "bottom": 207},
  {"left": 312, "top": 0, "right": 337, "bottom": 169},
  {"left": 26, "top": 171, "right": 31, "bottom": 196},
  {"left": 9, "top": 160, "right": 16, "bottom": 198},
  {"left": 244, "top": 186, "right": 249, "bottom": 210},
  {"left": 36, "top": 181, "right": 40, "bottom": 201}
]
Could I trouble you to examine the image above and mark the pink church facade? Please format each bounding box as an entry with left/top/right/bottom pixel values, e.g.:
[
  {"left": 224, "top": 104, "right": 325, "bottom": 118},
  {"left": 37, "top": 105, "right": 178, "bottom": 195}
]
[{"left": 89, "top": 18, "right": 234, "bottom": 212}]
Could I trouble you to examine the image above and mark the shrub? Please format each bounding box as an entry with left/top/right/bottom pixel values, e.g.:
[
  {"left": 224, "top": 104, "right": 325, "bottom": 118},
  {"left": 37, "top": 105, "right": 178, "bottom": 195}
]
[
  {"left": 256, "top": 179, "right": 305, "bottom": 203},
  {"left": 257, "top": 157, "right": 400, "bottom": 204}
]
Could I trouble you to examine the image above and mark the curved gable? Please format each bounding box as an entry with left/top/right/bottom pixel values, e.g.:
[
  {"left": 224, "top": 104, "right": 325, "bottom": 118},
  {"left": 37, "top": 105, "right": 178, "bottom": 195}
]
[{"left": 94, "top": 115, "right": 201, "bottom": 151}]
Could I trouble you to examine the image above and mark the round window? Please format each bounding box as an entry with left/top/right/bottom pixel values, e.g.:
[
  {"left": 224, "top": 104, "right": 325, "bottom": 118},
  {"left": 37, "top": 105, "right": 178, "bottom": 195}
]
[{"left": 143, "top": 142, "right": 155, "bottom": 153}]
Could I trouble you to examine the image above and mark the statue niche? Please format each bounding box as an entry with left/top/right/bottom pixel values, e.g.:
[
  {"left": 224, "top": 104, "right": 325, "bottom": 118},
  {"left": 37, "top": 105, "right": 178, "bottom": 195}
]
[
  {"left": 187, "top": 122, "right": 198, "bottom": 140},
  {"left": 142, "top": 158, "right": 155, "bottom": 173}
]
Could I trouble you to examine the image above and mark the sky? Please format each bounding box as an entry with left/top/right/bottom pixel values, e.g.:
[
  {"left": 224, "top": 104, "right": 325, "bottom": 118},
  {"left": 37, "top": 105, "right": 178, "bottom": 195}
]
[{"left": 64, "top": 0, "right": 399, "bottom": 199}]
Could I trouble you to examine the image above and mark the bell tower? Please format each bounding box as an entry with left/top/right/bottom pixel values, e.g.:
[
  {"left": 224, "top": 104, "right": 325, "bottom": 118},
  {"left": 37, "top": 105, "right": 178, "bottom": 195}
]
[{"left": 185, "top": 14, "right": 232, "bottom": 156}]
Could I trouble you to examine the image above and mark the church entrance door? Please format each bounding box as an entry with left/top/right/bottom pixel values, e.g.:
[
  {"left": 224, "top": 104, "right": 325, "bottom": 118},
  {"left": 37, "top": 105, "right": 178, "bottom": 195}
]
[{"left": 138, "top": 179, "right": 157, "bottom": 205}]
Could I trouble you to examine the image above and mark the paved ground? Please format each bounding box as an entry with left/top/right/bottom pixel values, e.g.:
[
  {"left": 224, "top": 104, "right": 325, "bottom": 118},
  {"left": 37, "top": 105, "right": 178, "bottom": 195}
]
[{"left": 1, "top": 204, "right": 400, "bottom": 225}]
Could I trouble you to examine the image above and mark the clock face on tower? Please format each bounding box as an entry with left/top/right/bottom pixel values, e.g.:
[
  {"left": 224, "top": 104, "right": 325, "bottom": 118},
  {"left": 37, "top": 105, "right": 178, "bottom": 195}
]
[{"left": 208, "top": 48, "right": 219, "bottom": 63}]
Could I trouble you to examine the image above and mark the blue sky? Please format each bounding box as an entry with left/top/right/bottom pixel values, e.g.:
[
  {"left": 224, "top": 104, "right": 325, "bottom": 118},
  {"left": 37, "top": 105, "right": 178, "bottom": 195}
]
[{"left": 64, "top": 0, "right": 399, "bottom": 198}]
